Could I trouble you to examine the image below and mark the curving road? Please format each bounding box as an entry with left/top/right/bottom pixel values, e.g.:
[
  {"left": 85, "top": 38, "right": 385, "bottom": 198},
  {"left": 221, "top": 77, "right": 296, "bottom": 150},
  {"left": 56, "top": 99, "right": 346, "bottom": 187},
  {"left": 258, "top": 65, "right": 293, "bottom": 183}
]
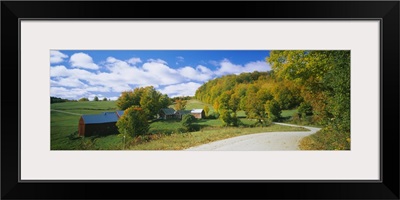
[{"left": 185, "top": 123, "right": 321, "bottom": 151}]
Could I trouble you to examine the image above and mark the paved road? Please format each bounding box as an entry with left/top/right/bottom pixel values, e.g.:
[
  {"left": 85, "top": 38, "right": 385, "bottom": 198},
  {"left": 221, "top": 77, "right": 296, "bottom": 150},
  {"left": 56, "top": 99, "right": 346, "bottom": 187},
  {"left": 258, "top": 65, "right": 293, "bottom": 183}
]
[
  {"left": 51, "top": 109, "right": 81, "bottom": 116},
  {"left": 185, "top": 123, "right": 321, "bottom": 151}
]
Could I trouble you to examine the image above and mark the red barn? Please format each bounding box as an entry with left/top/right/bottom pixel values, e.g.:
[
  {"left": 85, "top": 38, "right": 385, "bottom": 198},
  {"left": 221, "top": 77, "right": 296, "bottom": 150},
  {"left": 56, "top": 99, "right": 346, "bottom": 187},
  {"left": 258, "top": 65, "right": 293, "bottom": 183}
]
[{"left": 78, "top": 110, "right": 124, "bottom": 137}]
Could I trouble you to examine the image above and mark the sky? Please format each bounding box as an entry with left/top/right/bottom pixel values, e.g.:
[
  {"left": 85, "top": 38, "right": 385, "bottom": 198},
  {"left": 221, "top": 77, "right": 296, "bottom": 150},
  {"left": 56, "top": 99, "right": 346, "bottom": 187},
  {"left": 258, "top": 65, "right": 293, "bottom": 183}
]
[{"left": 50, "top": 50, "right": 271, "bottom": 100}]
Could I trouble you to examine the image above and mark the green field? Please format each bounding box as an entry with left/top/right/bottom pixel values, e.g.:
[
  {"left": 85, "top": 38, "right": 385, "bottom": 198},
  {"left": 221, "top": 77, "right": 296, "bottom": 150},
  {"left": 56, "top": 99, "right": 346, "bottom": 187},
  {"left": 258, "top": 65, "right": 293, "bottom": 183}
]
[
  {"left": 51, "top": 100, "right": 306, "bottom": 150},
  {"left": 281, "top": 109, "right": 298, "bottom": 118}
]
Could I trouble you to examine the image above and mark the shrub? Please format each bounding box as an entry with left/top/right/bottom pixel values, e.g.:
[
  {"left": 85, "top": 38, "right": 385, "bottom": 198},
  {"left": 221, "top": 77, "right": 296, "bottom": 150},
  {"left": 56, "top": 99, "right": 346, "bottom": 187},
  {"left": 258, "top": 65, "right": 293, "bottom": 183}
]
[
  {"left": 298, "top": 102, "right": 313, "bottom": 117},
  {"left": 265, "top": 99, "right": 281, "bottom": 122},
  {"left": 181, "top": 114, "right": 197, "bottom": 131},
  {"left": 207, "top": 112, "right": 220, "bottom": 119}
]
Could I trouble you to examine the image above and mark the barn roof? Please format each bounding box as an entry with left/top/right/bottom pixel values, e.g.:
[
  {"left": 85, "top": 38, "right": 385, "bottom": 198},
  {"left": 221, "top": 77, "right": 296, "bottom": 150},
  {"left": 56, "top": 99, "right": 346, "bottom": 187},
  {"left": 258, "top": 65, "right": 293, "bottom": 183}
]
[
  {"left": 160, "top": 108, "right": 176, "bottom": 115},
  {"left": 81, "top": 111, "right": 124, "bottom": 124},
  {"left": 176, "top": 110, "right": 191, "bottom": 115},
  {"left": 191, "top": 109, "right": 204, "bottom": 114}
]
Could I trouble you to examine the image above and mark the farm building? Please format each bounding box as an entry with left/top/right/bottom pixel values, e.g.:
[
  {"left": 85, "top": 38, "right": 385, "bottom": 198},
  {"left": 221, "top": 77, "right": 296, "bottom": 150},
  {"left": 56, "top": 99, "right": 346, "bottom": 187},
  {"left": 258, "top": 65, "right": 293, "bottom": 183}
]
[
  {"left": 78, "top": 110, "right": 124, "bottom": 137},
  {"left": 191, "top": 109, "right": 205, "bottom": 119},
  {"left": 174, "top": 110, "right": 191, "bottom": 119},
  {"left": 158, "top": 108, "right": 205, "bottom": 120},
  {"left": 159, "top": 108, "right": 176, "bottom": 120}
]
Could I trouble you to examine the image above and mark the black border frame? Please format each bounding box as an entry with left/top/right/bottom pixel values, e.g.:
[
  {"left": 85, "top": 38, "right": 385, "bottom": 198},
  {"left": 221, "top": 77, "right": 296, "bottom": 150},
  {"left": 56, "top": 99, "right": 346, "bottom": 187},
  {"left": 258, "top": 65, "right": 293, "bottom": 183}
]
[{"left": 2, "top": 1, "right": 399, "bottom": 199}]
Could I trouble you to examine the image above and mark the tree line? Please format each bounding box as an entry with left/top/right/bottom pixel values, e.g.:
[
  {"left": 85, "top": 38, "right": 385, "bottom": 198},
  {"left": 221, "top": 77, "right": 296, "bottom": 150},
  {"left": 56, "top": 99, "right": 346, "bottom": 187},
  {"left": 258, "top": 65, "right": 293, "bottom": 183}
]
[{"left": 195, "top": 50, "right": 350, "bottom": 149}]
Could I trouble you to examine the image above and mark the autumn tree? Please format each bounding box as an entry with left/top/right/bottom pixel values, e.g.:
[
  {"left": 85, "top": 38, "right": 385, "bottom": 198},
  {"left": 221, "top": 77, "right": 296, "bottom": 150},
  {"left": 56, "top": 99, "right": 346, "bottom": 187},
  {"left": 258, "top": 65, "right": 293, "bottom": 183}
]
[
  {"left": 268, "top": 50, "right": 350, "bottom": 149},
  {"left": 174, "top": 99, "right": 187, "bottom": 111},
  {"left": 116, "top": 86, "right": 171, "bottom": 119},
  {"left": 116, "top": 106, "right": 149, "bottom": 137},
  {"left": 203, "top": 105, "right": 210, "bottom": 117}
]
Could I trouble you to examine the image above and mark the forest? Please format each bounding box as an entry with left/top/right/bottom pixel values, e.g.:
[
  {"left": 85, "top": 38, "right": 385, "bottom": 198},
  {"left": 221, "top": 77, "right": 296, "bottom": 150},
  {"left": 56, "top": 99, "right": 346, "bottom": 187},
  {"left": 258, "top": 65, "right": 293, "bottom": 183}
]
[{"left": 195, "top": 50, "right": 350, "bottom": 150}]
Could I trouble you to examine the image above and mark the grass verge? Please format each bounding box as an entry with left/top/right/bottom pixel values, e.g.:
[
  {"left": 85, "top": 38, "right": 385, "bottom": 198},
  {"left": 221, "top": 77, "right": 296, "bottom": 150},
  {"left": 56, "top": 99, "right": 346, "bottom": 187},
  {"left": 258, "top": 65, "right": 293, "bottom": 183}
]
[
  {"left": 128, "top": 124, "right": 308, "bottom": 150},
  {"left": 299, "top": 127, "right": 350, "bottom": 150}
]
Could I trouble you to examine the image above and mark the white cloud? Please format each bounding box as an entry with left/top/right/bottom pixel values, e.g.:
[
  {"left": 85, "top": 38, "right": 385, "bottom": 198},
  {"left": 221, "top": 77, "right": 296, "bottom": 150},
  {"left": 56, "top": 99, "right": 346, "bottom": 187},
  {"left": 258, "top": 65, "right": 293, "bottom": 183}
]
[
  {"left": 142, "top": 62, "right": 182, "bottom": 85},
  {"left": 215, "top": 59, "right": 270, "bottom": 76},
  {"left": 244, "top": 61, "right": 271, "bottom": 72},
  {"left": 176, "top": 56, "right": 184, "bottom": 65},
  {"left": 50, "top": 77, "right": 86, "bottom": 87},
  {"left": 50, "top": 54, "right": 269, "bottom": 100},
  {"left": 50, "top": 50, "right": 68, "bottom": 64},
  {"left": 127, "top": 57, "right": 142, "bottom": 65},
  {"left": 50, "top": 87, "right": 89, "bottom": 99},
  {"left": 70, "top": 52, "right": 99, "bottom": 70},
  {"left": 178, "top": 65, "right": 214, "bottom": 82},
  {"left": 106, "top": 57, "right": 117, "bottom": 63},
  {"left": 209, "top": 60, "right": 219, "bottom": 66},
  {"left": 147, "top": 58, "right": 168, "bottom": 64},
  {"left": 159, "top": 82, "right": 202, "bottom": 97}
]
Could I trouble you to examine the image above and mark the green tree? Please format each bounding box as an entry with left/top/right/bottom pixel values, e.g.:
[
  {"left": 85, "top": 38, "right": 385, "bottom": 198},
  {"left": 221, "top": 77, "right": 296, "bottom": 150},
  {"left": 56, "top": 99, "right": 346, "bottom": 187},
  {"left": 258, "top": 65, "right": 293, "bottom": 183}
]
[
  {"left": 102, "top": 97, "right": 108, "bottom": 101},
  {"left": 117, "top": 86, "right": 170, "bottom": 119},
  {"left": 140, "top": 86, "right": 163, "bottom": 118},
  {"left": 298, "top": 102, "right": 313, "bottom": 118},
  {"left": 116, "top": 106, "right": 149, "bottom": 137},
  {"left": 78, "top": 97, "right": 89, "bottom": 102},
  {"left": 265, "top": 99, "right": 282, "bottom": 122},
  {"left": 181, "top": 114, "right": 196, "bottom": 131},
  {"left": 159, "top": 94, "right": 172, "bottom": 109},
  {"left": 219, "top": 109, "right": 238, "bottom": 126},
  {"left": 93, "top": 96, "right": 99, "bottom": 101},
  {"left": 116, "top": 87, "right": 145, "bottom": 110}
]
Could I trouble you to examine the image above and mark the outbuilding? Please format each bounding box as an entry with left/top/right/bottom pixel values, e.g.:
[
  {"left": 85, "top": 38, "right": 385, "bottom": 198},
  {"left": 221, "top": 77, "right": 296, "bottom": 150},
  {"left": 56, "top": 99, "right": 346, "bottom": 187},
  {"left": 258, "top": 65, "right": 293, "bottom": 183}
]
[
  {"left": 159, "top": 108, "right": 176, "bottom": 120},
  {"left": 78, "top": 111, "right": 124, "bottom": 137},
  {"left": 191, "top": 109, "right": 205, "bottom": 119}
]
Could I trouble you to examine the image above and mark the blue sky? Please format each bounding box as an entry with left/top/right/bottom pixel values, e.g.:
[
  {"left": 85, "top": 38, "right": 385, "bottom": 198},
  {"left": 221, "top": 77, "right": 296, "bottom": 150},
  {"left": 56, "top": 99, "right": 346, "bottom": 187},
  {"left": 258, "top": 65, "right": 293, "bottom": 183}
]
[{"left": 50, "top": 50, "right": 271, "bottom": 100}]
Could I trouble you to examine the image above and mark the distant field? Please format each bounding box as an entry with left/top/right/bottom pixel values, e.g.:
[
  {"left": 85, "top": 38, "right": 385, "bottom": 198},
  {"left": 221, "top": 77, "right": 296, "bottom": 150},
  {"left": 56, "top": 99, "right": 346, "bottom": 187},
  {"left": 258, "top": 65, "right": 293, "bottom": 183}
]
[
  {"left": 51, "top": 100, "right": 305, "bottom": 150},
  {"left": 169, "top": 99, "right": 215, "bottom": 112},
  {"left": 281, "top": 109, "right": 298, "bottom": 118},
  {"left": 51, "top": 101, "right": 119, "bottom": 150}
]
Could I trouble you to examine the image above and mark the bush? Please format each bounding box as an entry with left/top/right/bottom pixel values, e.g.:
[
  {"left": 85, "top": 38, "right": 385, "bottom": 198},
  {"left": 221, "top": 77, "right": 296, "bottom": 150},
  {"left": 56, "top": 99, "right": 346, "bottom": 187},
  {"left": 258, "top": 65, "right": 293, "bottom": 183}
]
[
  {"left": 181, "top": 114, "right": 196, "bottom": 131},
  {"left": 207, "top": 112, "right": 220, "bottom": 119},
  {"left": 298, "top": 102, "right": 313, "bottom": 117}
]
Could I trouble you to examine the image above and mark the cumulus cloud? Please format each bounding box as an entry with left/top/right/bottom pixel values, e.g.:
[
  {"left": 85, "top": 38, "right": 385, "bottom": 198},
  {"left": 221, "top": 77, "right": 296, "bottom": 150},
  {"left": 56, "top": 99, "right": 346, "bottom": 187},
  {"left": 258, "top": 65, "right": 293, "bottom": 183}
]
[
  {"left": 159, "top": 82, "right": 203, "bottom": 98},
  {"left": 142, "top": 62, "right": 182, "bottom": 85},
  {"left": 50, "top": 87, "right": 89, "bottom": 99},
  {"left": 50, "top": 50, "right": 68, "bottom": 64},
  {"left": 50, "top": 77, "right": 86, "bottom": 87},
  {"left": 178, "top": 65, "right": 214, "bottom": 82},
  {"left": 127, "top": 57, "right": 142, "bottom": 65},
  {"left": 50, "top": 53, "right": 270, "bottom": 100},
  {"left": 147, "top": 58, "right": 168, "bottom": 64},
  {"left": 215, "top": 59, "right": 270, "bottom": 76},
  {"left": 70, "top": 52, "right": 99, "bottom": 70}
]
